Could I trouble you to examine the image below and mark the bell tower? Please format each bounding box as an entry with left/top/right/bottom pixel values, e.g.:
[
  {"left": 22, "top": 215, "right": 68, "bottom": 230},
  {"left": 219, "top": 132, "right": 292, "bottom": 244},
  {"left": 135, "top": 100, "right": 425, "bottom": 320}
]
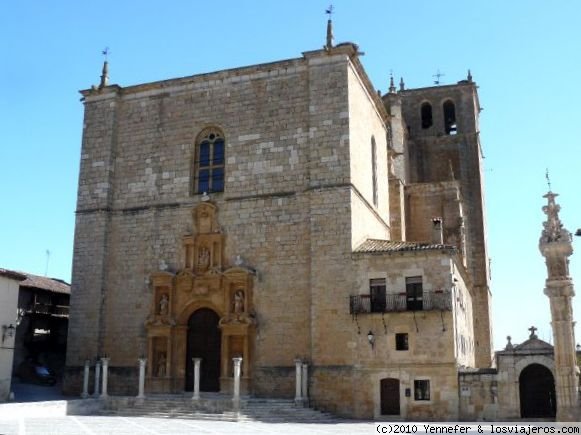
[{"left": 539, "top": 190, "right": 580, "bottom": 421}]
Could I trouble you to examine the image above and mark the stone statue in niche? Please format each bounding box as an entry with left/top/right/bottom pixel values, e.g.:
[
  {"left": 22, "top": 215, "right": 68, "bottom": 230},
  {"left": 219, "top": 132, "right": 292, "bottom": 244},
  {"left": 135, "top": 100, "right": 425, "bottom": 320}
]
[
  {"left": 233, "top": 290, "right": 245, "bottom": 316},
  {"left": 157, "top": 353, "right": 167, "bottom": 377},
  {"left": 197, "top": 247, "right": 210, "bottom": 270},
  {"left": 158, "top": 294, "right": 169, "bottom": 316}
]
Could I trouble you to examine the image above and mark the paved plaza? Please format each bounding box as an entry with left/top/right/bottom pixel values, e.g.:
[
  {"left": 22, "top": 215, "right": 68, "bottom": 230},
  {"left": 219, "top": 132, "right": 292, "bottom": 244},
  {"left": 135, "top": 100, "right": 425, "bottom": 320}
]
[{"left": 0, "top": 415, "right": 380, "bottom": 435}]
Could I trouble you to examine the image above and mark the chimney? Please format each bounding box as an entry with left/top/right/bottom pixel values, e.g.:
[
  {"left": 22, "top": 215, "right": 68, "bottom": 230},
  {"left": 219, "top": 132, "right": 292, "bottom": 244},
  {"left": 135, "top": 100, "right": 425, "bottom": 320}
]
[{"left": 431, "top": 218, "right": 444, "bottom": 244}]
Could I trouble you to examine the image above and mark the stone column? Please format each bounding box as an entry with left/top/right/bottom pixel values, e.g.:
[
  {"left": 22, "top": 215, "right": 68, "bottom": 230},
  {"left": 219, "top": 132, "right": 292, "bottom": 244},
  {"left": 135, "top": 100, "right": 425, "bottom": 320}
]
[
  {"left": 137, "top": 358, "right": 147, "bottom": 399},
  {"left": 232, "top": 357, "right": 243, "bottom": 408},
  {"left": 294, "top": 359, "right": 303, "bottom": 404},
  {"left": 93, "top": 360, "right": 101, "bottom": 397},
  {"left": 192, "top": 358, "right": 202, "bottom": 401},
  {"left": 301, "top": 362, "right": 309, "bottom": 404},
  {"left": 81, "top": 360, "right": 90, "bottom": 398},
  {"left": 539, "top": 191, "right": 580, "bottom": 421},
  {"left": 101, "top": 357, "right": 110, "bottom": 398}
]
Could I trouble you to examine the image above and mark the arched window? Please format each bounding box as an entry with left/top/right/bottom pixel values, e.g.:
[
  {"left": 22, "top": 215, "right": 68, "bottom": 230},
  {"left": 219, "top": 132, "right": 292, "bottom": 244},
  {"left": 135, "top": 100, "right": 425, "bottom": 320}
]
[
  {"left": 443, "top": 100, "right": 457, "bottom": 135},
  {"left": 421, "top": 102, "right": 433, "bottom": 129},
  {"left": 193, "top": 127, "right": 225, "bottom": 194},
  {"left": 371, "top": 136, "right": 378, "bottom": 207}
]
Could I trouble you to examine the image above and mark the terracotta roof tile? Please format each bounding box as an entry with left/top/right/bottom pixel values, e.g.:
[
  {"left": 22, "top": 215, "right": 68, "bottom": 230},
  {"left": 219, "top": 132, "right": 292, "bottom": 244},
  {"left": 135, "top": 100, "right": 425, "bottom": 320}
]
[
  {"left": 2, "top": 269, "right": 70, "bottom": 294},
  {"left": 0, "top": 268, "right": 27, "bottom": 281},
  {"left": 354, "top": 239, "right": 456, "bottom": 254}
]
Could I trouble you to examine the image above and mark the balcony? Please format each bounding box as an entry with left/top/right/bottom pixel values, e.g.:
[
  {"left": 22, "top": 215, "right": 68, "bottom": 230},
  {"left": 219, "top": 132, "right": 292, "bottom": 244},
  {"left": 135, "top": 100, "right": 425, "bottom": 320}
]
[
  {"left": 26, "top": 303, "right": 69, "bottom": 317},
  {"left": 349, "top": 290, "right": 452, "bottom": 315}
]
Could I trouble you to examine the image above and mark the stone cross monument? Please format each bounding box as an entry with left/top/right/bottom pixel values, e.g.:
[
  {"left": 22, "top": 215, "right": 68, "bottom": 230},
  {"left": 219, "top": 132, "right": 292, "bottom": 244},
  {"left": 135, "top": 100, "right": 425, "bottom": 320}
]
[{"left": 539, "top": 190, "right": 580, "bottom": 421}]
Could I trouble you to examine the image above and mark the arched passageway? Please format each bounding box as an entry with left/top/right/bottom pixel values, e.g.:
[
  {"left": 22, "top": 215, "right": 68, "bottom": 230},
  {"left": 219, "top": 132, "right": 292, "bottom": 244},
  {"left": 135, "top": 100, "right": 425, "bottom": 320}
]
[{"left": 519, "top": 363, "right": 556, "bottom": 418}]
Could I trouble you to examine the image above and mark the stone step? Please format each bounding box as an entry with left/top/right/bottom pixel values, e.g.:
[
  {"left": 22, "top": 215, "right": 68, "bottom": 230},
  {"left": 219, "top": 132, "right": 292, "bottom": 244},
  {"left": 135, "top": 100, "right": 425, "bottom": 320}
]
[{"left": 102, "top": 396, "right": 339, "bottom": 423}]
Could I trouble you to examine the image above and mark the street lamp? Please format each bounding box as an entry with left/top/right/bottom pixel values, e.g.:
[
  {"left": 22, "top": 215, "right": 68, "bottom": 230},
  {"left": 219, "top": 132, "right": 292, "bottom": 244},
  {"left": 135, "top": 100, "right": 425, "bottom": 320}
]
[
  {"left": 1, "top": 324, "right": 15, "bottom": 343},
  {"left": 367, "top": 330, "right": 375, "bottom": 349}
]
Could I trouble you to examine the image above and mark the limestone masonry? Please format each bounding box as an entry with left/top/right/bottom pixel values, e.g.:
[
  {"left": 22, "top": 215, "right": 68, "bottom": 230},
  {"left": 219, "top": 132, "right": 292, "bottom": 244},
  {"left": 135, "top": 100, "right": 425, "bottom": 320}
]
[{"left": 65, "top": 33, "right": 579, "bottom": 420}]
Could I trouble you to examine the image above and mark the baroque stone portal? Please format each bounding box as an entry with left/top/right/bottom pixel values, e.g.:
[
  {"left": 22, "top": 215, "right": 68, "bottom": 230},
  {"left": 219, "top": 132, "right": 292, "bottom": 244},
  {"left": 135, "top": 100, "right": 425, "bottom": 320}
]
[{"left": 145, "top": 202, "right": 256, "bottom": 394}]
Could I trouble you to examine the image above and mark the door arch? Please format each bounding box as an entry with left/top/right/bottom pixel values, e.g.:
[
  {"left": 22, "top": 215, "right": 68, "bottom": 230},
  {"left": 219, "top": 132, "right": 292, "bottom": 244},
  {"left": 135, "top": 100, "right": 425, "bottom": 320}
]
[
  {"left": 380, "top": 378, "right": 400, "bottom": 415},
  {"left": 519, "top": 363, "right": 556, "bottom": 418},
  {"left": 185, "top": 308, "right": 221, "bottom": 392}
]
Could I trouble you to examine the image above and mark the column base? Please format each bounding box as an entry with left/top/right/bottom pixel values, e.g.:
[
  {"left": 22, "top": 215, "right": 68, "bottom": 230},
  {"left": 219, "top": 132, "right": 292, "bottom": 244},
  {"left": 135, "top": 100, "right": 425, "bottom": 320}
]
[
  {"left": 557, "top": 406, "right": 580, "bottom": 422},
  {"left": 220, "top": 376, "right": 251, "bottom": 395}
]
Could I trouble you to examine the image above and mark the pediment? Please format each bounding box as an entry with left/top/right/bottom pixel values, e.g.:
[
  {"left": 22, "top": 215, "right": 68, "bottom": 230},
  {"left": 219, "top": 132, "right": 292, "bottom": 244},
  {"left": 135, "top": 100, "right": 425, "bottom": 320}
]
[{"left": 514, "top": 338, "right": 553, "bottom": 352}]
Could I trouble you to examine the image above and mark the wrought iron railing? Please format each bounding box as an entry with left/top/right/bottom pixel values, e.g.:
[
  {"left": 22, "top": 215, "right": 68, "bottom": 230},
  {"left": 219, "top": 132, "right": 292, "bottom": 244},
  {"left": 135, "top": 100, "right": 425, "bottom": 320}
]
[
  {"left": 26, "top": 303, "right": 69, "bottom": 317},
  {"left": 349, "top": 290, "right": 452, "bottom": 315}
]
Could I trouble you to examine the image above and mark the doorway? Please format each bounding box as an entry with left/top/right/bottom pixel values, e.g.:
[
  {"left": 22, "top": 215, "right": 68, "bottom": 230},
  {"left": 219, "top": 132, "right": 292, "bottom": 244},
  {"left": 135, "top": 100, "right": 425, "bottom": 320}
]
[
  {"left": 185, "top": 308, "right": 221, "bottom": 392},
  {"left": 519, "top": 364, "right": 556, "bottom": 418},
  {"left": 380, "top": 378, "right": 400, "bottom": 415}
]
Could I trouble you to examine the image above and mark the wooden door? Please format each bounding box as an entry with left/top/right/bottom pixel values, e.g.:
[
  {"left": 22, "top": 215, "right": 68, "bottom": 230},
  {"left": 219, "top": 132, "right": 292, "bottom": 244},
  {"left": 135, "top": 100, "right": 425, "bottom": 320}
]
[
  {"left": 380, "top": 378, "right": 400, "bottom": 415},
  {"left": 185, "top": 308, "right": 221, "bottom": 392}
]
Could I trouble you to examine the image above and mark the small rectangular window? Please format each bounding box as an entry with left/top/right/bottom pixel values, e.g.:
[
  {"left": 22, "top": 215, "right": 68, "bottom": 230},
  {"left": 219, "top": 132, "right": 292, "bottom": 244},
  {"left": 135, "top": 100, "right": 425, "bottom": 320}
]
[
  {"left": 395, "top": 333, "right": 409, "bottom": 351},
  {"left": 414, "top": 380, "right": 430, "bottom": 401}
]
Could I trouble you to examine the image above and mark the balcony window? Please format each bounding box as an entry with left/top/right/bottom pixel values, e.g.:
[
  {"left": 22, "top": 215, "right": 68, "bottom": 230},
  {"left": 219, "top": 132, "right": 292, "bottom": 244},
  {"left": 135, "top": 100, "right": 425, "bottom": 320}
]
[
  {"left": 370, "top": 278, "right": 386, "bottom": 313},
  {"left": 406, "top": 276, "right": 423, "bottom": 311}
]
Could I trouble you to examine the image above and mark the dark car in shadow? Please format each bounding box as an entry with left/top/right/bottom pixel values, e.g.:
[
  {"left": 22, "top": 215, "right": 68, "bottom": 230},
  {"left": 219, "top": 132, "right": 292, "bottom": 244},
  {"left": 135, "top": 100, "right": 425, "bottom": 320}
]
[{"left": 17, "top": 360, "right": 57, "bottom": 386}]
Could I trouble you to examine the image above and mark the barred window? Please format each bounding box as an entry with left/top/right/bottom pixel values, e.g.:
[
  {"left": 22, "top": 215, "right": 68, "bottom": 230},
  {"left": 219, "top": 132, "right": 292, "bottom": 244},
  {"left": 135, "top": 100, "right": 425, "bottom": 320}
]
[
  {"left": 414, "top": 380, "right": 430, "bottom": 401},
  {"left": 193, "top": 128, "right": 225, "bottom": 194}
]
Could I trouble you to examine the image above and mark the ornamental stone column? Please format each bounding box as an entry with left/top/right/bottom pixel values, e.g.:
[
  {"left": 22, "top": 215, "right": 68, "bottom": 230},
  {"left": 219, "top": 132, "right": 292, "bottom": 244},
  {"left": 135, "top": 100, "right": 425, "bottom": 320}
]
[
  {"left": 81, "top": 360, "right": 90, "bottom": 398},
  {"left": 137, "top": 358, "right": 147, "bottom": 399},
  {"left": 301, "top": 362, "right": 309, "bottom": 404},
  {"left": 101, "top": 357, "right": 110, "bottom": 398},
  {"left": 192, "top": 358, "right": 202, "bottom": 401},
  {"left": 232, "top": 357, "right": 243, "bottom": 409},
  {"left": 93, "top": 360, "right": 101, "bottom": 397},
  {"left": 539, "top": 190, "right": 580, "bottom": 421},
  {"left": 294, "top": 359, "right": 303, "bottom": 404}
]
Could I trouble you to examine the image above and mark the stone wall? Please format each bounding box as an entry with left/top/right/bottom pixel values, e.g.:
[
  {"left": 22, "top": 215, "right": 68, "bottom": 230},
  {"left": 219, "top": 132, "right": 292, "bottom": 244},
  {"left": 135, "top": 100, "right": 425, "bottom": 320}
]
[{"left": 400, "top": 83, "right": 492, "bottom": 368}]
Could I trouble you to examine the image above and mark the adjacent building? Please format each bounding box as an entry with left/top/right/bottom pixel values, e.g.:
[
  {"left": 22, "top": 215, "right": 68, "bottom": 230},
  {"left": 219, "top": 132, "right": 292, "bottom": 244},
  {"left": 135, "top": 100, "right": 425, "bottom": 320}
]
[{"left": 0, "top": 269, "right": 25, "bottom": 401}]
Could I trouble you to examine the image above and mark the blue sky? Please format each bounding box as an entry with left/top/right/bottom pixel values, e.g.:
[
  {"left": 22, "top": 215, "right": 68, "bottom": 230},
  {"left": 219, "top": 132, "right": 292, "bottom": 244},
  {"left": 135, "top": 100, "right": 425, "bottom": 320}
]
[{"left": 1, "top": 0, "right": 579, "bottom": 350}]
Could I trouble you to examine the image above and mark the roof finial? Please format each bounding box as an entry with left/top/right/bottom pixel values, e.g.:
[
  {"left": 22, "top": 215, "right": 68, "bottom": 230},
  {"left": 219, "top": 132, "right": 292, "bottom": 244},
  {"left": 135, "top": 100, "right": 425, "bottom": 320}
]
[
  {"left": 433, "top": 69, "right": 445, "bottom": 85},
  {"left": 325, "top": 5, "right": 334, "bottom": 49},
  {"left": 399, "top": 77, "right": 405, "bottom": 91},
  {"left": 388, "top": 71, "right": 397, "bottom": 94},
  {"left": 467, "top": 69, "right": 473, "bottom": 82},
  {"left": 99, "top": 47, "right": 110, "bottom": 89},
  {"left": 545, "top": 168, "right": 552, "bottom": 192}
]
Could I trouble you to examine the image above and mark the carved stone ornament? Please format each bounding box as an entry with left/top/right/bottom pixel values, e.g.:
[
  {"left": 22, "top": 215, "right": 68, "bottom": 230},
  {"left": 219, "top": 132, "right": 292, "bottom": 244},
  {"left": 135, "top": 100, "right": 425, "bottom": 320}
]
[
  {"left": 193, "top": 285, "right": 209, "bottom": 296},
  {"left": 540, "top": 192, "right": 571, "bottom": 245}
]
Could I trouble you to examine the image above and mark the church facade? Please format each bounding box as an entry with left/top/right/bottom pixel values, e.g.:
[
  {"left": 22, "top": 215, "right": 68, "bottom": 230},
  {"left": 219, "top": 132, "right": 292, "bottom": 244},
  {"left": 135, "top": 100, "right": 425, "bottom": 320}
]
[{"left": 64, "top": 31, "right": 578, "bottom": 420}]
